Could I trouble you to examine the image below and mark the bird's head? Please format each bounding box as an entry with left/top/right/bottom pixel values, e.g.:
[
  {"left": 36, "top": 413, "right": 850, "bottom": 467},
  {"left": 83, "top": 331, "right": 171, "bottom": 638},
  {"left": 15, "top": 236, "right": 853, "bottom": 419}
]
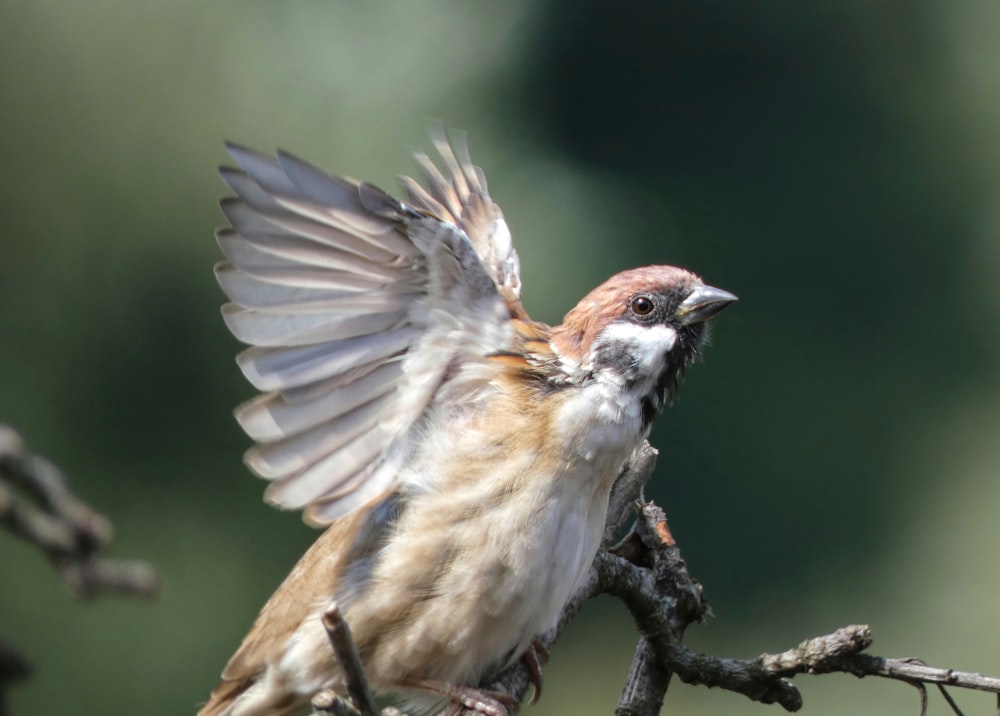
[{"left": 552, "top": 265, "right": 736, "bottom": 421}]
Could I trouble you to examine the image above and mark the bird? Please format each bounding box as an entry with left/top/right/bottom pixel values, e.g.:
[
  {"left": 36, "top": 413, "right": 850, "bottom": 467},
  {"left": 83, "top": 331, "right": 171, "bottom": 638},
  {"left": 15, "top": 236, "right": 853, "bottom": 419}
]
[{"left": 200, "top": 128, "right": 736, "bottom": 716}]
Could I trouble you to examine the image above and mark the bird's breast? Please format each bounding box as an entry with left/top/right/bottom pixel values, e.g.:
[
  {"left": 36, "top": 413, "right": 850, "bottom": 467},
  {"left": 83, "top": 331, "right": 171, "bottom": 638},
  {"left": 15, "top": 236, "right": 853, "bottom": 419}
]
[
  {"left": 553, "top": 371, "right": 648, "bottom": 464},
  {"left": 328, "top": 377, "right": 646, "bottom": 688}
]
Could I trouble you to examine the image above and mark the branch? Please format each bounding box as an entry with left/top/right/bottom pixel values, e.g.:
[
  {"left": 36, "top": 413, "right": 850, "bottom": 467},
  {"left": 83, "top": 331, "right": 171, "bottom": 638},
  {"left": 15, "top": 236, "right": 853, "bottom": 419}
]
[
  {"left": 648, "top": 624, "right": 1000, "bottom": 714},
  {"left": 0, "top": 424, "right": 161, "bottom": 707},
  {"left": 0, "top": 424, "right": 160, "bottom": 599},
  {"left": 305, "top": 440, "right": 1000, "bottom": 716},
  {"left": 320, "top": 604, "right": 380, "bottom": 716},
  {"left": 604, "top": 500, "right": 709, "bottom": 714},
  {"left": 592, "top": 477, "right": 1000, "bottom": 715}
]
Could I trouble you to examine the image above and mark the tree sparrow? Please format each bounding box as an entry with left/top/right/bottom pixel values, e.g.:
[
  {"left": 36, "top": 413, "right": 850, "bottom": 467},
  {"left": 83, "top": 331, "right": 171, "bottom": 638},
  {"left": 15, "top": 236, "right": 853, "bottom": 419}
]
[{"left": 199, "top": 129, "right": 736, "bottom": 716}]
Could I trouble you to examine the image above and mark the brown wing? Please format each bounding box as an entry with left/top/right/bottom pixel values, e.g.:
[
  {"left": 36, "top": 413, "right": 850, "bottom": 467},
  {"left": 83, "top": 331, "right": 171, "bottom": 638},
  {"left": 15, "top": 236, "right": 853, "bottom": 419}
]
[{"left": 198, "top": 506, "right": 374, "bottom": 716}]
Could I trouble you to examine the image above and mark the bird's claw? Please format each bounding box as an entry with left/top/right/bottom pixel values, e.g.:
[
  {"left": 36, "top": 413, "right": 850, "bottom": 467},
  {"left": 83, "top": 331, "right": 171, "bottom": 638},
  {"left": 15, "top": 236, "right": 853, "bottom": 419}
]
[
  {"left": 403, "top": 678, "right": 520, "bottom": 716},
  {"left": 522, "top": 640, "right": 549, "bottom": 705}
]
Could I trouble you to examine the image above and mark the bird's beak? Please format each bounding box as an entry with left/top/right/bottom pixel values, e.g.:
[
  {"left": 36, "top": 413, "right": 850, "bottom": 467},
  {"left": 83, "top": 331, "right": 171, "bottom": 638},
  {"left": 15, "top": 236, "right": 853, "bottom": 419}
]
[{"left": 675, "top": 284, "right": 738, "bottom": 325}]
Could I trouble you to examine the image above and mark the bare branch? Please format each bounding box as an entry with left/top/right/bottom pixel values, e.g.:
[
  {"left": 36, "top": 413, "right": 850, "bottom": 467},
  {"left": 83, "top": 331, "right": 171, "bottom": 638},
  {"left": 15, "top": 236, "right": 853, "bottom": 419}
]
[
  {"left": 643, "top": 624, "right": 1000, "bottom": 713},
  {"left": 598, "top": 500, "right": 708, "bottom": 714},
  {"left": 0, "top": 424, "right": 160, "bottom": 599},
  {"left": 0, "top": 424, "right": 161, "bottom": 710},
  {"left": 604, "top": 442, "right": 659, "bottom": 541},
  {"left": 822, "top": 653, "right": 1000, "bottom": 694},
  {"left": 322, "top": 604, "right": 381, "bottom": 716}
]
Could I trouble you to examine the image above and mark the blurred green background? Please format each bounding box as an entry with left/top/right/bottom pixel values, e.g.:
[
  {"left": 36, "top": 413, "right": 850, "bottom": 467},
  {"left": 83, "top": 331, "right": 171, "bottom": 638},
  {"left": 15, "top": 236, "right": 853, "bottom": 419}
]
[{"left": 2, "top": 1, "right": 1000, "bottom": 714}]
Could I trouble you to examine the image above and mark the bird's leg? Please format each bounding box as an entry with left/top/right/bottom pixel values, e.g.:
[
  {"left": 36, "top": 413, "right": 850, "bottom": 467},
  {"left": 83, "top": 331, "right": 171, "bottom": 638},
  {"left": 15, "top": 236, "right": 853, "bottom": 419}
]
[
  {"left": 522, "top": 639, "right": 549, "bottom": 705},
  {"left": 400, "top": 678, "right": 520, "bottom": 716}
]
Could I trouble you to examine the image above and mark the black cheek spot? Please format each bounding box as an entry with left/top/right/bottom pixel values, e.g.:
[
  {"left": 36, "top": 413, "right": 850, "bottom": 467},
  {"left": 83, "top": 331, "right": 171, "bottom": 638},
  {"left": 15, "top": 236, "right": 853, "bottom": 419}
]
[{"left": 593, "top": 341, "right": 638, "bottom": 379}]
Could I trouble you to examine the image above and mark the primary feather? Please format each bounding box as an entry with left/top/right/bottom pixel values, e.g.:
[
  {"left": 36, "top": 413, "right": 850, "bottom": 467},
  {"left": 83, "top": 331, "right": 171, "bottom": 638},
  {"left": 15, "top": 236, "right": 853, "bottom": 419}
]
[{"left": 216, "top": 134, "right": 520, "bottom": 525}]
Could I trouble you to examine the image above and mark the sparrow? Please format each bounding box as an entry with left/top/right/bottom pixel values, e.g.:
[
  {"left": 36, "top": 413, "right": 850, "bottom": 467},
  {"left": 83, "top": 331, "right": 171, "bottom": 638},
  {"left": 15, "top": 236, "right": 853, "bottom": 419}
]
[{"left": 199, "top": 128, "right": 736, "bottom": 716}]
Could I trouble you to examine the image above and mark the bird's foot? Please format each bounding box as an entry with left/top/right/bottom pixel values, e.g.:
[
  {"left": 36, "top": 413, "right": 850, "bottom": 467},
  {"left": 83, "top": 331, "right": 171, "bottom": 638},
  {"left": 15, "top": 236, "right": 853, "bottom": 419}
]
[
  {"left": 522, "top": 640, "right": 549, "bottom": 705},
  {"left": 401, "top": 678, "right": 520, "bottom": 716}
]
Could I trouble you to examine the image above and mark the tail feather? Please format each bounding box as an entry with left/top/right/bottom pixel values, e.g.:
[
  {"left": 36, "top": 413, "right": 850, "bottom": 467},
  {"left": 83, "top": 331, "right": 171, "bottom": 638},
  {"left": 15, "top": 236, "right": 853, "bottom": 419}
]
[
  {"left": 198, "top": 678, "right": 252, "bottom": 716},
  {"left": 197, "top": 676, "right": 305, "bottom": 716}
]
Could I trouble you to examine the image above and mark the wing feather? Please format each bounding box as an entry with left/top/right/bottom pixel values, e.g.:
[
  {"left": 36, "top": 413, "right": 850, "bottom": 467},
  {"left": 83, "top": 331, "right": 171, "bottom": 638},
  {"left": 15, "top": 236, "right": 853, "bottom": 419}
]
[
  {"left": 215, "top": 267, "right": 405, "bottom": 311},
  {"left": 220, "top": 202, "right": 406, "bottom": 278},
  {"left": 216, "top": 132, "right": 523, "bottom": 524},
  {"left": 245, "top": 392, "right": 392, "bottom": 479},
  {"left": 264, "top": 425, "right": 388, "bottom": 510},
  {"left": 235, "top": 329, "right": 418, "bottom": 392},
  {"left": 402, "top": 127, "right": 521, "bottom": 307},
  {"left": 303, "top": 464, "right": 388, "bottom": 524},
  {"left": 222, "top": 304, "right": 407, "bottom": 347},
  {"left": 236, "top": 361, "right": 404, "bottom": 442}
]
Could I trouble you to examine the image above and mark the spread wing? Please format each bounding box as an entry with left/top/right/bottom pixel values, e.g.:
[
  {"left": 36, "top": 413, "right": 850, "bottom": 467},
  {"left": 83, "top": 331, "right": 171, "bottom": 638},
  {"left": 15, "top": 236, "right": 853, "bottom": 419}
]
[{"left": 215, "top": 130, "right": 522, "bottom": 525}]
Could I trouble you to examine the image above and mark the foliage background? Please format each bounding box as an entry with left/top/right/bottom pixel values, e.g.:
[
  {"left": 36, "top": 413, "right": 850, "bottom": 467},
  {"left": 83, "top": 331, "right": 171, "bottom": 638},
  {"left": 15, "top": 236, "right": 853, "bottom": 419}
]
[{"left": 2, "top": 2, "right": 1000, "bottom": 714}]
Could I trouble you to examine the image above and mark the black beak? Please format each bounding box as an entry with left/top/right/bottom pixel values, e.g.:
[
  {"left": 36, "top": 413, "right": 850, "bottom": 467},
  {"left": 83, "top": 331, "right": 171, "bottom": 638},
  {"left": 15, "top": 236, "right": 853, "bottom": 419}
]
[{"left": 675, "top": 284, "right": 738, "bottom": 326}]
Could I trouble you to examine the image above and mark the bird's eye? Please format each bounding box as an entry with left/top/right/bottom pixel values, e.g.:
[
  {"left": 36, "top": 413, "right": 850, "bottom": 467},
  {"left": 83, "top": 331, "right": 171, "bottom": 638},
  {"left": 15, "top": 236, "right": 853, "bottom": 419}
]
[{"left": 629, "top": 295, "right": 656, "bottom": 317}]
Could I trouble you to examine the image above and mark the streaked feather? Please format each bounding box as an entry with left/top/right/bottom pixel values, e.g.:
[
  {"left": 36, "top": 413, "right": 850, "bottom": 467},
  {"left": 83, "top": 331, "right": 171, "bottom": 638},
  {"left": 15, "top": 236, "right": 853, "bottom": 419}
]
[
  {"left": 236, "top": 361, "right": 404, "bottom": 442},
  {"left": 222, "top": 304, "right": 407, "bottom": 347},
  {"left": 236, "top": 329, "right": 418, "bottom": 392},
  {"left": 274, "top": 152, "right": 396, "bottom": 238},
  {"left": 270, "top": 196, "right": 419, "bottom": 258},
  {"left": 245, "top": 392, "right": 392, "bottom": 479},
  {"left": 264, "top": 426, "right": 390, "bottom": 510},
  {"left": 401, "top": 128, "right": 521, "bottom": 306},
  {"left": 214, "top": 132, "right": 523, "bottom": 523},
  {"left": 398, "top": 175, "right": 448, "bottom": 219},
  {"left": 302, "top": 459, "right": 398, "bottom": 524},
  {"left": 254, "top": 212, "right": 402, "bottom": 263},
  {"left": 278, "top": 357, "right": 401, "bottom": 404},
  {"left": 220, "top": 203, "right": 405, "bottom": 280},
  {"left": 216, "top": 269, "right": 406, "bottom": 311}
]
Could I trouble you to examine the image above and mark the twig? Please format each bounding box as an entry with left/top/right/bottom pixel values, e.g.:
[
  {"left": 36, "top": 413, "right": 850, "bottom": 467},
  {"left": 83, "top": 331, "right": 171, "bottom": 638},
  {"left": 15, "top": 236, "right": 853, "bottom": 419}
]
[
  {"left": 936, "top": 683, "right": 962, "bottom": 716},
  {"left": 643, "top": 624, "right": 1000, "bottom": 712},
  {"left": 0, "top": 424, "right": 161, "bottom": 709},
  {"left": 322, "top": 604, "right": 380, "bottom": 716},
  {"left": 609, "top": 502, "right": 709, "bottom": 714},
  {"left": 821, "top": 653, "right": 1000, "bottom": 694},
  {"left": 603, "top": 442, "right": 659, "bottom": 542},
  {"left": 0, "top": 425, "right": 160, "bottom": 599}
]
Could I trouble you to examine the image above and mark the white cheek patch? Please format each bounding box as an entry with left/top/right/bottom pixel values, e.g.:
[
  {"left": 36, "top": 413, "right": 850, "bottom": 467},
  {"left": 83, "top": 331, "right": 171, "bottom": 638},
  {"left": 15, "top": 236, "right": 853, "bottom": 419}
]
[{"left": 598, "top": 322, "right": 678, "bottom": 373}]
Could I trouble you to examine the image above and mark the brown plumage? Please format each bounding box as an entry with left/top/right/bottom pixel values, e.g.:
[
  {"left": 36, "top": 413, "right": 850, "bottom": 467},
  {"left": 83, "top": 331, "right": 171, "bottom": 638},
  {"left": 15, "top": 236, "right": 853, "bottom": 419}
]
[{"left": 200, "top": 129, "right": 735, "bottom": 715}]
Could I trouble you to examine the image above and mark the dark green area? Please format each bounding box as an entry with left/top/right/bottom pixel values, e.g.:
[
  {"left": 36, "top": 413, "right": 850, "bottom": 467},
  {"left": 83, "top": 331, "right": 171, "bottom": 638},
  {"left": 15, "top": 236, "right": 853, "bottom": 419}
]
[{"left": 2, "top": 2, "right": 998, "bottom": 714}]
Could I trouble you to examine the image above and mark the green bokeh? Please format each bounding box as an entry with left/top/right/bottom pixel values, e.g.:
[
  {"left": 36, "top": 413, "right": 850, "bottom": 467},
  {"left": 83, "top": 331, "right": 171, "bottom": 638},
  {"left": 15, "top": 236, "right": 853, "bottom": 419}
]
[{"left": 2, "top": 2, "right": 1000, "bottom": 714}]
